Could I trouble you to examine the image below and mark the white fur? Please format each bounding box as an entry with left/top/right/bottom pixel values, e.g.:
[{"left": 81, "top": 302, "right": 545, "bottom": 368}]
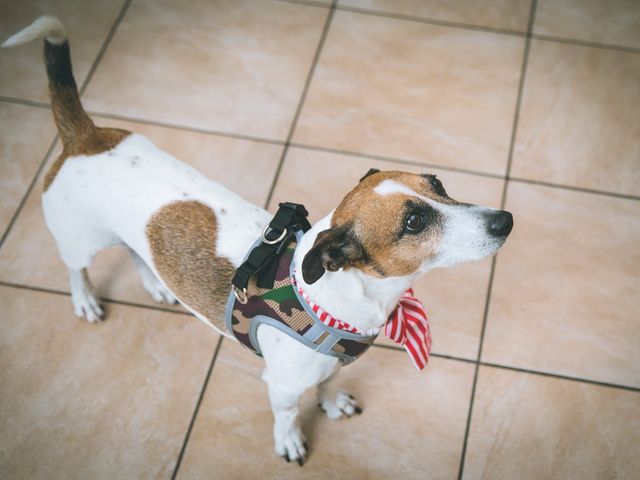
[
  {"left": 293, "top": 213, "right": 416, "bottom": 333},
  {"left": 44, "top": 134, "right": 269, "bottom": 271},
  {"left": 374, "top": 179, "right": 507, "bottom": 271},
  {"left": 69, "top": 268, "right": 103, "bottom": 322},
  {"left": 46, "top": 153, "right": 506, "bottom": 462},
  {"left": 42, "top": 135, "right": 506, "bottom": 464},
  {"left": 1, "top": 16, "right": 66, "bottom": 47},
  {"left": 374, "top": 178, "right": 420, "bottom": 197},
  {"left": 41, "top": 132, "right": 358, "bottom": 463},
  {"left": 10, "top": 12, "right": 508, "bottom": 463},
  {"left": 5, "top": 12, "right": 508, "bottom": 466}
]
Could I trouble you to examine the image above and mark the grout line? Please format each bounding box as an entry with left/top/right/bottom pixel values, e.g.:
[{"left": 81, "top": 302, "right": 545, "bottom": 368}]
[
  {"left": 0, "top": 95, "right": 50, "bottom": 109},
  {"left": 509, "top": 177, "right": 640, "bottom": 201},
  {"left": 480, "top": 362, "right": 640, "bottom": 394},
  {"left": 373, "top": 343, "right": 477, "bottom": 364},
  {"left": 501, "top": 11, "right": 536, "bottom": 198},
  {"left": 171, "top": 336, "right": 224, "bottom": 480},
  {"left": 456, "top": 255, "right": 498, "bottom": 480},
  {"left": 457, "top": 1, "right": 537, "bottom": 478},
  {"left": 373, "top": 342, "right": 640, "bottom": 393},
  {"left": 263, "top": 0, "right": 337, "bottom": 208},
  {"left": 277, "top": 0, "right": 640, "bottom": 55},
  {"left": 0, "top": 0, "right": 132, "bottom": 253},
  {"left": 87, "top": 110, "right": 284, "bottom": 146},
  {"left": 430, "top": 352, "right": 476, "bottom": 364},
  {"left": 532, "top": 33, "right": 640, "bottom": 55},
  {"left": 5, "top": 279, "right": 639, "bottom": 395},
  {"left": 0, "top": 281, "right": 193, "bottom": 316},
  {"left": 1, "top": 112, "right": 638, "bottom": 203},
  {"left": 77, "top": 0, "right": 132, "bottom": 95},
  {"left": 288, "top": 142, "right": 505, "bottom": 180},
  {"left": 336, "top": 4, "right": 526, "bottom": 38},
  {"left": 2, "top": 1, "right": 635, "bottom": 470},
  {"left": 0, "top": 135, "right": 58, "bottom": 250},
  {"left": 169, "top": 1, "right": 338, "bottom": 469},
  {"left": 275, "top": 0, "right": 332, "bottom": 8}
]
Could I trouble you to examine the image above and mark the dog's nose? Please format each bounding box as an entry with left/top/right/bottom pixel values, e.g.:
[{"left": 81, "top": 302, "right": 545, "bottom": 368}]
[{"left": 486, "top": 210, "right": 513, "bottom": 237}]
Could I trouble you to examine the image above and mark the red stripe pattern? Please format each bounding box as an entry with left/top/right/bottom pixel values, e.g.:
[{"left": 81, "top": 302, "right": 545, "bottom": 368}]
[
  {"left": 384, "top": 289, "right": 432, "bottom": 370},
  {"left": 294, "top": 277, "right": 360, "bottom": 333},
  {"left": 294, "top": 277, "right": 431, "bottom": 370}
]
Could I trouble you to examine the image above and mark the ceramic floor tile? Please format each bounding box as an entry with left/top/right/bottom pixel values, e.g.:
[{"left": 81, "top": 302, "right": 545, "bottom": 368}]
[
  {"left": 0, "top": 0, "right": 125, "bottom": 103},
  {"left": 0, "top": 118, "right": 282, "bottom": 310},
  {"left": 483, "top": 182, "right": 640, "bottom": 387},
  {"left": 340, "top": 0, "right": 532, "bottom": 32},
  {"left": 463, "top": 366, "right": 640, "bottom": 480},
  {"left": 512, "top": 40, "right": 640, "bottom": 196},
  {"left": 0, "top": 285, "right": 219, "bottom": 479},
  {"left": 270, "top": 147, "right": 504, "bottom": 360},
  {"left": 82, "top": 0, "right": 328, "bottom": 141},
  {"left": 0, "top": 102, "right": 57, "bottom": 237},
  {"left": 178, "top": 340, "right": 474, "bottom": 479},
  {"left": 534, "top": 0, "right": 640, "bottom": 49},
  {"left": 294, "top": 11, "right": 524, "bottom": 175}
]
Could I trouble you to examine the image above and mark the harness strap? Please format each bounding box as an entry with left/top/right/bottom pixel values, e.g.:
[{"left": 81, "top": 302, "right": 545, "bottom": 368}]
[
  {"left": 231, "top": 202, "right": 311, "bottom": 291},
  {"left": 225, "top": 229, "right": 377, "bottom": 365}
]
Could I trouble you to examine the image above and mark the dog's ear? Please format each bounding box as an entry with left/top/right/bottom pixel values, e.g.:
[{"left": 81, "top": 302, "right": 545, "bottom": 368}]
[
  {"left": 360, "top": 168, "right": 380, "bottom": 182},
  {"left": 301, "top": 227, "right": 365, "bottom": 284}
]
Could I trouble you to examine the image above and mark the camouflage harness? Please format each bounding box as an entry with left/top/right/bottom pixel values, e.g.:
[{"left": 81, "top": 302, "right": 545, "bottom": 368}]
[{"left": 224, "top": 203, "right": 377, "bottom": 364}]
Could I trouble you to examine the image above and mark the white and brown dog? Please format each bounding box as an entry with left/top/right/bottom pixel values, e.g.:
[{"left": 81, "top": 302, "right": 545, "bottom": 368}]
[{"left": 3, "top": 17, "right": 513, "bottom": 465}]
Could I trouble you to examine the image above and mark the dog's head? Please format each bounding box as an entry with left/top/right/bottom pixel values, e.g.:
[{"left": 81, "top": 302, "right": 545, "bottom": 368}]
[{"left": 301, "top": 169, "right": 513, "bottom": 284}]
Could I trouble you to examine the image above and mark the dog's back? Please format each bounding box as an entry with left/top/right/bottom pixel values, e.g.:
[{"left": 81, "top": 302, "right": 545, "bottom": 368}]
[{"left": 3, "top": 16, "right": 270, "bottom": 324}]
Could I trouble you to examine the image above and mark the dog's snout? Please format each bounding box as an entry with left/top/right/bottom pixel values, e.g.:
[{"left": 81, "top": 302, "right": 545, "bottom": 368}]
[{"left": 486, "top": 210, "right": 513, "bottom": 237}]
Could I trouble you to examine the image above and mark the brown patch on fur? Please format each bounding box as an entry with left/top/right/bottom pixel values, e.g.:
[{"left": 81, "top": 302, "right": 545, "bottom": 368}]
[
  {"left": 329, "top": 171, "right": 454, "bottom": 277},
  {"left": 41, "top": 41, "right": 131, "bottom": 191},
  {"left": 44, "top": 125, "right": 130, "bottom": 191},
  {"left": 146, "top": 200, "right": 235, "bottom": 331}
]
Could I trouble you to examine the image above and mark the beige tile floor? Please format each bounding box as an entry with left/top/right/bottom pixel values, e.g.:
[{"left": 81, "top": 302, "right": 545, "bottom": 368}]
[{"left": 0, "top": 1, "right": 639, "bottom": 479}]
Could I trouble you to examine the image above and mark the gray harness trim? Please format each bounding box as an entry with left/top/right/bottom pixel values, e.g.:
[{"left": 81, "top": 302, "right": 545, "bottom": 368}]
[{"left": 223, "top": 230, "right": 376, "bottom": 364}]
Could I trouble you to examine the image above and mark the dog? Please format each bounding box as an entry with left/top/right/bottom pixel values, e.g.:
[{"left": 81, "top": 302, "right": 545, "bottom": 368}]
[{"left": 2, "top": 16, "right": 513, "bottom": 465}]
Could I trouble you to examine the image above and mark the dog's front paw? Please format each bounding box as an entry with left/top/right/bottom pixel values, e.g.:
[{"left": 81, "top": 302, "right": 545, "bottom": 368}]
[
  {"left": 363, "top": 327, "right": 380, "bottom": 336},
  {"left": 274, "top": 426, "right": 307, "bottom": 466},
  {"left": 318, "top": 391, "right": 363, "bottom": 420},
  {"left": 72, "top": 292, "right": 104, "bottom": 323}
]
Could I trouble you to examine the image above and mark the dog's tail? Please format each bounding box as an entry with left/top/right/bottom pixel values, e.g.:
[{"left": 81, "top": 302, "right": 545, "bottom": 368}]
[{"left": 2, "top": 16, "right": 96, "bottom": 147}]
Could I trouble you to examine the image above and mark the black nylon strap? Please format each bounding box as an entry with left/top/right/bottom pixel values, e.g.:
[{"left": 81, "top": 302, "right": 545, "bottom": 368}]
[
  {"left": 231, "top": 202, "right": 311, "bottom": 291},
  {"left": 264, "top": 202, "right": 311, "bottom": 240}
]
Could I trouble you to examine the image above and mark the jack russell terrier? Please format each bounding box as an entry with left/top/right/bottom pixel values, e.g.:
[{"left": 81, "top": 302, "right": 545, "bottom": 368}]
[{"left": 3, "top": 16, "right": 513, "bottom": 465}]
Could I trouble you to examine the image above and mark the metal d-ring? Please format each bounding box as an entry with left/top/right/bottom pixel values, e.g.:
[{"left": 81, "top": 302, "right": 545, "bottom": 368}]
[
  {"left": 262, "top": 226, "right": 287, "bottom": 245},
  {"left": 233, "top": 287, "right": 248, "bottom": 304}
]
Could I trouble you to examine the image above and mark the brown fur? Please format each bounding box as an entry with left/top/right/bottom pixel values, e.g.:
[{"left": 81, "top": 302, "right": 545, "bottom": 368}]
[
  {"left": 330, "top": 171, "right": 455, "bottom": 277},
  {"left": 42, "top": 41, "right": 131, "bottom": 191},
  {"left": 146, "top": 200, "right": 235, "bottom": 331},
  {"left": 44, "top": 124, "right": 130, "bottom": 191}
]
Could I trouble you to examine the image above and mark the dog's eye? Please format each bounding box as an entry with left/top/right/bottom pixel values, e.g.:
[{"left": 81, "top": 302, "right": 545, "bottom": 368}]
[{"left": 404, "top": 212, "right": 425, "bottom": 233}]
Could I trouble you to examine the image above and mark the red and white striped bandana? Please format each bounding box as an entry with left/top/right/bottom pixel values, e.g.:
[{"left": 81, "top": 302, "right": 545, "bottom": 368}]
[
  {"left": 294, "top": 279, "right": 432, "bottom": 370},
  {"left": 384, "top": 289, "right": 432, "bottom": 370}
]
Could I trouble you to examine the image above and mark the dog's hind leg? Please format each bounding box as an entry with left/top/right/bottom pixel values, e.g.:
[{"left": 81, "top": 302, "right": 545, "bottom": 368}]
[
  {"left": 127, "top": 247, "right": 177, "bottom": 305},
  {"left": 52, "top": 233, "right": 107, "bottom": 323},
  {"left": 44, "top": 199, "right": 114, "bottom": 323},
  {"left": 68, "top": 268, "right": 104, "bottom": 322}
]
